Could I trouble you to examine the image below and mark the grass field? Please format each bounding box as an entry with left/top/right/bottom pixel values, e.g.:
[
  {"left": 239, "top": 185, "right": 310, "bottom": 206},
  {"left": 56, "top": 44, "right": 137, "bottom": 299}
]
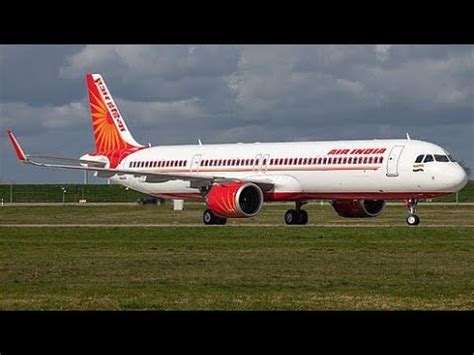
[
  {"left": 0, "top": 204, "right": 473, "bottom": 310},
  {"left": 0, "top": 184, "right": 147, "bottom": 203}
]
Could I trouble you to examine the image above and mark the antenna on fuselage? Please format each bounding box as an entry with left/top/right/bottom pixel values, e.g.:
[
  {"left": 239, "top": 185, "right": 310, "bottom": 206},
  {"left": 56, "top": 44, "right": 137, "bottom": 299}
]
[
  {"left": 406, "top": 133, "right": 411, "bottom": 140},
  {"left": 198, "top": 139, "right": 203, "bottom": 146}
]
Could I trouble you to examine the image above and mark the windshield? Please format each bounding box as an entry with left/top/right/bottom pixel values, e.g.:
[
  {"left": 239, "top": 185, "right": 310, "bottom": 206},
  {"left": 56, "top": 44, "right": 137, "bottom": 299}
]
[
  {"left": 423, "top": 155, "right": 434, "bottom": 163},
  {"left": 415, "top": 155, "right": 424, "bottom": 163},
  {"left": 434, "top": 154, "right": 450, "bottom": 162}
]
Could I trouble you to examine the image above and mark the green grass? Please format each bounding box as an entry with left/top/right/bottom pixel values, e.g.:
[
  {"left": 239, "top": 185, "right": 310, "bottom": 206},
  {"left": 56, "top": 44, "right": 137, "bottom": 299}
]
[
  {"left": 0, "top": 204, "right": 473, "bottom": 310},
  {"left": 0, "top": 226, "right": 472, "bottom": 310},
  {"left": 0, "top": 184, "right": 147, "bottom": 203},
  {"left": 0, "top": 203, "right": 473, "bottom": 226}
]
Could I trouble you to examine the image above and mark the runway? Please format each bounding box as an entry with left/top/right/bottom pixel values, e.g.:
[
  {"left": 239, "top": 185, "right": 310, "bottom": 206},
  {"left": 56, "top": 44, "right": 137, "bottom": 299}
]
[{"left": 0, "top": 224, "right": 473, "bottom": 228}]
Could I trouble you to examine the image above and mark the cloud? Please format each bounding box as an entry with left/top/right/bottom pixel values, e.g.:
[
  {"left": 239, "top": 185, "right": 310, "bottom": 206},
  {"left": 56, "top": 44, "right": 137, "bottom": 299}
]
[
  {"left": 1, "top": 45, "right": 473, "bottom": 182},
  {"left": 374, "top": 45, "right": 392, "bottom": 62}
]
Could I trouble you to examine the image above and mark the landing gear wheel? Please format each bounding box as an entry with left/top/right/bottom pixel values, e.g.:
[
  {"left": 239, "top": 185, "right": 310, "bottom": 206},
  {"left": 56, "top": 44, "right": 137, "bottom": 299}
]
[
  {"left": 285, "top": 209, "right": 308, "bottom": 225},
  {"left": 297, "top": 210, "right": 308, "bottom": 225},
  {"left": 285, "top": 209, "right": 298, "bottom": 225},
  {"left": 203, "top": 209, "right": 214, "bottom": 225},
  {"left": 203, "top": 209, "right": 227, "bottom": 225},
  {"left": 406, "top": 214, "right": 420, "bottom": 226},
  {"left": 216, "top": 217, "right": 227, "bottom": 225}
]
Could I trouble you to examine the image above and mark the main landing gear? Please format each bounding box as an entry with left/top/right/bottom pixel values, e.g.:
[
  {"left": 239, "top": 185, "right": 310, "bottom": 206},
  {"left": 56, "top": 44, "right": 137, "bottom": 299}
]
[
  {"left": 284, "top": 201, "right": 308, "bottom": 225},
  {"left": 203, "top": 209, "right": 227, "bottom": 225},
  {"left": 405, "top": 198, "right": 420, "bottom": 226}
]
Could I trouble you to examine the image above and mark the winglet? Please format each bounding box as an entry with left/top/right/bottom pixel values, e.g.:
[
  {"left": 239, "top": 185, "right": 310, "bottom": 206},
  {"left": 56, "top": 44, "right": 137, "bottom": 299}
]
[{"left": 6, "top": 130, "right": 28, "bottom": 162}]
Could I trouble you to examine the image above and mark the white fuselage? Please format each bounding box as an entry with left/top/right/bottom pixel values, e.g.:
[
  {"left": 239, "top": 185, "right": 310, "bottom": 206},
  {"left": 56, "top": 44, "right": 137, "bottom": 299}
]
[{"left": 109, "top": 139, "right": 468, "bottom": 201}]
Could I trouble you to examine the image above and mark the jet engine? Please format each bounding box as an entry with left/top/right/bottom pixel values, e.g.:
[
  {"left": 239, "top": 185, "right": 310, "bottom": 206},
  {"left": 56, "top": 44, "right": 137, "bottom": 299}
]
[
  {"left": 331, "top": 199, "right": 386, "bottom": 218},
  {"left": 206, "top": 182, "right": 264, "bottom": 218}
]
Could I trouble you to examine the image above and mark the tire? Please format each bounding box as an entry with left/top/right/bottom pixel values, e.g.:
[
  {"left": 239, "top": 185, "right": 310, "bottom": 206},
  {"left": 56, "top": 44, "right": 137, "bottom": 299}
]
[
  {"left": 285, "top": 209, "right": 298, "bottom": 225},
  {"left": 297, "top": 210, "right": 308, "bottom": 225},
  {"left": 203, "top": 209, "right": 215, "bottom": 225},
  {"left": 203, "top": 209, "right": 227, "bottom": 225},
  {"left": 406, "top": 214, "right": 420, "bottom": 226},
  {"left": 216, "top": 217, "right": 227, "bottom": 225}
]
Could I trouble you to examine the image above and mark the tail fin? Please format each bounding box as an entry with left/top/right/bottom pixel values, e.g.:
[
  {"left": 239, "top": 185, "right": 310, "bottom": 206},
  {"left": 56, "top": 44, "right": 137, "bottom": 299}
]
[{"left": 86, "top": 73, "right": 143, "bottom": 152}]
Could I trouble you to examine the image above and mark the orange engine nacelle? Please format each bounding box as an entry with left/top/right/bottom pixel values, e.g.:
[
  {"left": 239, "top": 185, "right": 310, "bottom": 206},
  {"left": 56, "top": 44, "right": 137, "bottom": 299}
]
[
  {"left": 207, "top": 182, "right": 264, "bottom": 218},
  {"left": 331, "top": 199, "right": 386, "bottom": 218}
]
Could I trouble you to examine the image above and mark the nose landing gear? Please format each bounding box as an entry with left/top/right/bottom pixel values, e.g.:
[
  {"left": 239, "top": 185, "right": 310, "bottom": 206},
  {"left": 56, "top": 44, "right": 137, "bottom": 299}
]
[
  {"left": 405, "top": 198, "right": 420, "bottom": 226},
  {"left": 284, "top": 201, "right": 308, "bottom": 225}
]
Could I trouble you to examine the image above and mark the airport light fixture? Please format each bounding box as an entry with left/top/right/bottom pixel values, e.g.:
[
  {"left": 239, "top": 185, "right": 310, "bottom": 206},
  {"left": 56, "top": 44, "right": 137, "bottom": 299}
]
[{"left": 60, "top": 186, "right": 67, "bottom": 206}]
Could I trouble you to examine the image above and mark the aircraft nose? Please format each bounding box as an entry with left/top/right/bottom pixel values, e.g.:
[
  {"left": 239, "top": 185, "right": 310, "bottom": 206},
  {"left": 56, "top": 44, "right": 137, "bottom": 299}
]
[{"left": 448, "top": 165, "right": 468, "bottom": 192}]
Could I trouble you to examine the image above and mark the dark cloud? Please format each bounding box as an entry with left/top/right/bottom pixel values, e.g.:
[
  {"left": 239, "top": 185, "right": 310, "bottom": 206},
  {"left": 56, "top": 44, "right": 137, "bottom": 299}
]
[
  {"left": 0, "top": 45, "right": 85, "bottom": 106},
  {"left": 0, "top": 45, "right": 472, "bottom": 183}
]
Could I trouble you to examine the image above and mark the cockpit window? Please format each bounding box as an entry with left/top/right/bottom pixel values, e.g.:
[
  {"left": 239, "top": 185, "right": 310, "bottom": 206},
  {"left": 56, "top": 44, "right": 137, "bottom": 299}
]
[
  {"left": 415, "top": 155, "right": 424, "bottom": 163},
  {"left": 423, "top": 155, "right": 434, "bottom": 163},
  {"left": 448, "top": 155, "right": 456, "bottom": 162},
  {"left": 434, "top": 154, "right": 449, "bottom": 162}
]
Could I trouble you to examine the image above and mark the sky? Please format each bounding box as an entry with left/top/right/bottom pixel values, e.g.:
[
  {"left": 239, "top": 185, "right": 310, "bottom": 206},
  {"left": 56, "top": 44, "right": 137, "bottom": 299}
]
[{"left": 0, "top": 45, "right": 473, "bottom": 183}]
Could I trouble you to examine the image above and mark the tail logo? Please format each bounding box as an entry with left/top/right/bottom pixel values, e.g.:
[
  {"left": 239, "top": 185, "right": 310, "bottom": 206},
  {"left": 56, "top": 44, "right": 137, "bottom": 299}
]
[
  {"left": 88, "top": 82, "right": 128, "bottom": 152},
  {"left": 93, "top": 77, "right": 127, "bottom": 133},
  {"left": 86, "top": 73, "right": 143, "bottom": 154}
]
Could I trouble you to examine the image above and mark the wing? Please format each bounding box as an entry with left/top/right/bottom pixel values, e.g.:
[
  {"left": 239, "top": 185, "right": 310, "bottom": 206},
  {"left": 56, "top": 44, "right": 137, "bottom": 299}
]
[{"left": 7, "top": 130, "right": 274, "bottom": 192}]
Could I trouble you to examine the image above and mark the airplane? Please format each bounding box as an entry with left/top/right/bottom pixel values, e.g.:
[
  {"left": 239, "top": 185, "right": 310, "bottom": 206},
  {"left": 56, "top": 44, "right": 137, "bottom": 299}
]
[{"left": 7, "top": 73, "right": 468, "bottom": 226}]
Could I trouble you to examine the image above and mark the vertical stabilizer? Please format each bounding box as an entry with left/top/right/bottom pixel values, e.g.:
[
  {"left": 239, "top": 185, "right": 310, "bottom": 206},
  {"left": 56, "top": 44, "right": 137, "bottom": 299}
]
[{"left": 86, "top": 73, "right": 143, "bottom": 152}]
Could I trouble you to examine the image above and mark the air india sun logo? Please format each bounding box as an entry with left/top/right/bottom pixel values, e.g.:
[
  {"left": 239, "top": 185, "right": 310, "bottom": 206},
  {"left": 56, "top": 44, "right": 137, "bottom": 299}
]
[{"left": 88, "top": 88, "right": 127, "bottom": 152}]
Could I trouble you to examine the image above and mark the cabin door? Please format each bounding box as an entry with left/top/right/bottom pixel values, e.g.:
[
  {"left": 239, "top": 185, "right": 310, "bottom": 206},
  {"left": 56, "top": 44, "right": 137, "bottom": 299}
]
[
  {"left": 386, "top": 145, "right": 405, "bottom": 177},
  {"left": 190, "top": 154, "right": 202, "bottom": 173}
]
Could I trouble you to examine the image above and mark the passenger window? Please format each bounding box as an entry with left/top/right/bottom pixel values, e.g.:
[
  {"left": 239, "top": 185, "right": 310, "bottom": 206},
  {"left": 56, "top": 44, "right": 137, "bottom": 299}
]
[
  {"left": 434, "top": 155, "right": 449, "bottom": 162},
  {"left": 424, "top": 155, "right": 434, "bottom": 163}
]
